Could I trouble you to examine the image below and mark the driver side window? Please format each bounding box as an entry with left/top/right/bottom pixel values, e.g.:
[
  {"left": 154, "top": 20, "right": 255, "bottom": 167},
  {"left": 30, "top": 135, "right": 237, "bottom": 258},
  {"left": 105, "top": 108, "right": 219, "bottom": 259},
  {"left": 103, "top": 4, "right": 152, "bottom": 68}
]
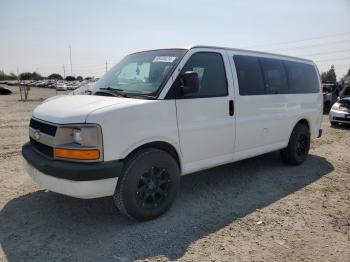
[{"left": 179, "top": 52, "right": 228, "bottom": 98}]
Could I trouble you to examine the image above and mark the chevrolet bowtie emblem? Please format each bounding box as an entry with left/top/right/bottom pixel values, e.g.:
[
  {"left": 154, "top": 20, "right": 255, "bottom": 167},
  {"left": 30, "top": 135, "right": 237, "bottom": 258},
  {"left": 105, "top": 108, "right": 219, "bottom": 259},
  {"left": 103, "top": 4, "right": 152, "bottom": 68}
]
[{"left": 33, "top": 130, "right": 41, "bottom": 141}]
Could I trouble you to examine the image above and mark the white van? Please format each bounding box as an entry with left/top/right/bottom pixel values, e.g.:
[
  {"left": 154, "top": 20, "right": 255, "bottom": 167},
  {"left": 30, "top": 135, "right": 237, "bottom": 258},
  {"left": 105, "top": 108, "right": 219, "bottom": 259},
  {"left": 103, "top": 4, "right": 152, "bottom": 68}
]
[{"left": 22, "top": 46, "right": 323, "bottom": 221}]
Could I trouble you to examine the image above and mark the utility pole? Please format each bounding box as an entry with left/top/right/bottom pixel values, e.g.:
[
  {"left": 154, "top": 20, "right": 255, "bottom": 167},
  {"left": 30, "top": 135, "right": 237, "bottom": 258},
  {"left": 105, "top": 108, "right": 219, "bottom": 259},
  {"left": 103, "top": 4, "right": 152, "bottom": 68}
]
[
  {"left": 105, "top": 60, "right": 108, "bottom": 73},
  {"left": 63, "top": 64, "right": 66, "bottom": 78},
  {"left": 69, "top": 45, "right": 73, "bottom": 76}
]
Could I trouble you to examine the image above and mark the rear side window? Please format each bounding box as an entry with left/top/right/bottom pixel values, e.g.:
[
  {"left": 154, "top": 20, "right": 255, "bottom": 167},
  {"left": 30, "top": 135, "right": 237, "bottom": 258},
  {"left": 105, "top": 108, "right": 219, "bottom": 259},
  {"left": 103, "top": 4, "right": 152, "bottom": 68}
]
[
  {"left": 259, "top": 58, "right": 288, "bottom": 94},
  {"left": 180, "top": 52, "right": 228, "bottom": 97},
  {"left": 284, "top": 61, "right": 319, "bottom": 93},
  {"left": 234, "top": 55, "right": 264, "bottom": 95}
]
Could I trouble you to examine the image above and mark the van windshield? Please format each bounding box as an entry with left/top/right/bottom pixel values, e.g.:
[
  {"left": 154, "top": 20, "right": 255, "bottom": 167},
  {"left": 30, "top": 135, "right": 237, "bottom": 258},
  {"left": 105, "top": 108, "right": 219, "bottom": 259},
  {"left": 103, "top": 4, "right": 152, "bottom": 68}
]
[{"left": 90, "top": 49, "right": 186, "bottom": 97}]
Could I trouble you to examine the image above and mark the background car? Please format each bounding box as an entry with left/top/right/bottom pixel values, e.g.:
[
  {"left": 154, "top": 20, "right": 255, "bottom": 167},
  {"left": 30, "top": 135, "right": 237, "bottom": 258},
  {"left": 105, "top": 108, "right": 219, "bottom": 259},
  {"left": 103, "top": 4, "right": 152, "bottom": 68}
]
[
  {"left": 56, "top": 82, "right": 67, "bottom": 91},
  {"left": 329, "top": 97, "right": 350, "bottom": 126}
]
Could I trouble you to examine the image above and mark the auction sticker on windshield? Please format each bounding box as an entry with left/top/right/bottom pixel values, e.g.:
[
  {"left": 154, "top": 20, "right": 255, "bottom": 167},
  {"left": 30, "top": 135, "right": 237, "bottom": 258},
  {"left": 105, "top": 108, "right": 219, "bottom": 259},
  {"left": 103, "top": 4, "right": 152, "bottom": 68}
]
[{"left": 153, "top": 56, "right": 177, "bottom": 63}]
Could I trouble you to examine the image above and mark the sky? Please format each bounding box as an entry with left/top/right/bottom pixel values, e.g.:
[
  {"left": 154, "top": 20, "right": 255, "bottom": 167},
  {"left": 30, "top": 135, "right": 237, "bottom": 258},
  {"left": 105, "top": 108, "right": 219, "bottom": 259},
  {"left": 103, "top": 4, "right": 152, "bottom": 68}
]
[{"left": 1, "top": 0, "right": 349, "bottom": 79}]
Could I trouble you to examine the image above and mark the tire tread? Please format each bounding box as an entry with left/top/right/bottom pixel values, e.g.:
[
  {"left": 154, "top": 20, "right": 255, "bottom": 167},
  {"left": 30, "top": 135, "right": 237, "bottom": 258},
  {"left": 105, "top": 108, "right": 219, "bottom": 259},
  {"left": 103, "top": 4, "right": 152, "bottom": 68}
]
[{"left": 281, "top": 123, "right": 310, "bottom": 165}]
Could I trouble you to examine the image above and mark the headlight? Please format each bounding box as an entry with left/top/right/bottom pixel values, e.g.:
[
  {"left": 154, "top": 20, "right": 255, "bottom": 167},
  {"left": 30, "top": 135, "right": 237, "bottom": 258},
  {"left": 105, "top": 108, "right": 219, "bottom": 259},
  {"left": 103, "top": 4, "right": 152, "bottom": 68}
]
[
  {"left": 331, "top": 103, "right": 340, "bottom": 110},
  {"left": 54, "top": 124, "right": 103, "bottom": 161},
  {"left": 331, "top": 102, "right": 347, "bottom": 111},
  {"left": 73, "top": 129, "right": 82, "bottom": 144}
]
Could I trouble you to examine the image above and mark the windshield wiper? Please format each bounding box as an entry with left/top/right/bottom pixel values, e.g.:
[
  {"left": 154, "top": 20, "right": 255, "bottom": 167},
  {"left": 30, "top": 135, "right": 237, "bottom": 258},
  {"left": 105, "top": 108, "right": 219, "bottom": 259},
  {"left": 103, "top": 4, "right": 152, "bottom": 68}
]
[{"left": 99, "top": 87, "right": 129, "bottom": 97}]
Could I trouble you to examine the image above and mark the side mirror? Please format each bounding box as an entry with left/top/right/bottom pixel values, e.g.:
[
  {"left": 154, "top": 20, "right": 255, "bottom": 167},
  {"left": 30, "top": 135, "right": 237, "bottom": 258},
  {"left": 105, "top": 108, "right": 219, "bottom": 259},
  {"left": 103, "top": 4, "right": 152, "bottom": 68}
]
[{"left": 180, "top": 71, "right": 199, "bottom": 96}]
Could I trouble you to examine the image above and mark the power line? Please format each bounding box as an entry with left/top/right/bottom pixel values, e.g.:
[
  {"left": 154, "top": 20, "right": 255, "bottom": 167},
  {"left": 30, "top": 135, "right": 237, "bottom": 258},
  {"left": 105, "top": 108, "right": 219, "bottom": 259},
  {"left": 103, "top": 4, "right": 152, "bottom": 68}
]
[
  {"left": 248, "top": 31, "right": 350, "bottom": 48},
  {"left": 296, "top": 48, "right": 350, "bottom": 58},
  {"left": 269, "top": 39, "right": 350, "bottom": 52},
  {"left": 314, "top": 57, "right": 350, "bottom": 62}
]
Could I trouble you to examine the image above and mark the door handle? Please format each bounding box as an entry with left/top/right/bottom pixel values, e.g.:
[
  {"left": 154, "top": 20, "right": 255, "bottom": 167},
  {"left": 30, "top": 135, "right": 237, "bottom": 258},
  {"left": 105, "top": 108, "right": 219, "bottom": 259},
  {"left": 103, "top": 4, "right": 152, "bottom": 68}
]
[{"left": 229, "top": 100, "right": 234, "bottom": 116}]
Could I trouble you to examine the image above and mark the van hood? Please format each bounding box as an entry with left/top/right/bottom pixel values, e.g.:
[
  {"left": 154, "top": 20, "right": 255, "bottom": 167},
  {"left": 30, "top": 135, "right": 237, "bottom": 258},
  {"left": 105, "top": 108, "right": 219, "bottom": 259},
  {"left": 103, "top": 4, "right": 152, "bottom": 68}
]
[{"left": 33, "top": 95, "right": 137, "bottom": 124}]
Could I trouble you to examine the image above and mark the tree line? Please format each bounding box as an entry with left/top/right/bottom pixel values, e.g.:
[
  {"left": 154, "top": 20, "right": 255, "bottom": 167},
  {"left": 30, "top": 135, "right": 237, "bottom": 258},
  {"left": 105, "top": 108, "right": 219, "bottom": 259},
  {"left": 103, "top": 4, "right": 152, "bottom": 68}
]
[{"left": 0, "top": 71, "right": 91, "bottom": 81}]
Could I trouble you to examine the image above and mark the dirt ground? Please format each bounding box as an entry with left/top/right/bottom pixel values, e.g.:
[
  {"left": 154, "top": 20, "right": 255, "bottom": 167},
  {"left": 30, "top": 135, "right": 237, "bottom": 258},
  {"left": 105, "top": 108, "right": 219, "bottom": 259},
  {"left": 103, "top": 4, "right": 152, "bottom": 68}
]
[{"left": 0, "top": 86, "right": 349, "bottom": 262}]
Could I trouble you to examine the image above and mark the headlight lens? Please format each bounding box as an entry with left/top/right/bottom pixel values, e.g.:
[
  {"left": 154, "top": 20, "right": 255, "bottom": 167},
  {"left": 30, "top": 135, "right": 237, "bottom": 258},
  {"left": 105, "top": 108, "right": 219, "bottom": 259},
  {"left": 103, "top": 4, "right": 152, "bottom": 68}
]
[
  {"left": 331, "top": 103, "right": 340, "bottom": 110},
  {"left": 55, "top": 124, "right": 103, "bottom": 161},
  {"left": 331, "top": 102, "right": 348, "bottom": 111},
  {"left": 73, "top": 129, "right": 82, "bottom": 144}
]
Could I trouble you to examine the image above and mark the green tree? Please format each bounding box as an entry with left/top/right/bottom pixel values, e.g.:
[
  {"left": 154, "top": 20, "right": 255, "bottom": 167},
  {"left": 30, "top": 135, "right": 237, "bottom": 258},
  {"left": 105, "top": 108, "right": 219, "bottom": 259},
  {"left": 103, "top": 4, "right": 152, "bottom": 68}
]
[
  {"left": 48, "top": 73, "right": 63, "bottom": 80},
  {"left": 65, "top": 76, "right": 76, "bottom": 81},
  {"left": 0, "top": 71, "right": 17, "bottom": 80},
  {"left": 31, "top": 72, "right": 43, "bottom": 80},
  {"left": 0, "top": 70, "right": 5, "bottom": 81},
  {"left": 321, "top": 65, "right": 337, "bottom": 82},
  {"left": 326, "top": 65, "right": 336, "bottom": 82},
  {"left": 76, "top": 76, "right": 83, "bottom": 81},
  {"left": 320, "top": 72, "right": 328, "bottom": 82},
  {"left": 9, "top": 73, "right": 17, "bottom": 80},
  {"left": 19, "top": 72, "right": 43, "bottom": 80},
  {"left": 19, "top": 72, "right": 33, "bottom": 80}
]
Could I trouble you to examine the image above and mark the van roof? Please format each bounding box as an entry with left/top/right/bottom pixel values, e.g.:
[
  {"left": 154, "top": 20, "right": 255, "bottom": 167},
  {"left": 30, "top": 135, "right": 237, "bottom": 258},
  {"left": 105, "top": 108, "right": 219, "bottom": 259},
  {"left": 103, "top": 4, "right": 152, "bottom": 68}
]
[
  {"left": 130, "top": 46, "right": 313, "bottom": 63},
  {"left": 189, "top": 45, "right": 313, "bottom": 63}
]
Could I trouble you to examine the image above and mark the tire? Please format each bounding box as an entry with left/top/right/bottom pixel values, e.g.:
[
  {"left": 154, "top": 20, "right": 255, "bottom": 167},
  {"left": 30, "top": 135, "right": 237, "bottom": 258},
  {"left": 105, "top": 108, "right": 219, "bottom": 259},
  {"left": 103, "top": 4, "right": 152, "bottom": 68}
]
[
  {"left": 330, "top": 121, "right": 338, "bottom": 126},
  {"left": 114, "top": 148, "right": 180, "bottom": 221},
  {"left": 280, "top": 124, "right": 310, "bottom": 165}
]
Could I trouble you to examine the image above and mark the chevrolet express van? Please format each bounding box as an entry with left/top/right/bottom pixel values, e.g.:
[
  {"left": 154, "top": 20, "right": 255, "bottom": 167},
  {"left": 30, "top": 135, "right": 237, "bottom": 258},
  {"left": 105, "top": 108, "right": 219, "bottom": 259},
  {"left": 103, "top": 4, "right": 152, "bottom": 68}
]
[{"left": 22, "top": 46, "right": 323, "bottom": 221}]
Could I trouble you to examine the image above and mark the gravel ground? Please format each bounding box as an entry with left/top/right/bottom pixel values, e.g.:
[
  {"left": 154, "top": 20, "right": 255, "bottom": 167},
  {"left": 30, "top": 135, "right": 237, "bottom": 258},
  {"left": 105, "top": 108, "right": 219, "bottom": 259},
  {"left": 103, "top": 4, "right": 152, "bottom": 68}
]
[{"left": 0, "top": 86, "right": 349, "bottom": 262}]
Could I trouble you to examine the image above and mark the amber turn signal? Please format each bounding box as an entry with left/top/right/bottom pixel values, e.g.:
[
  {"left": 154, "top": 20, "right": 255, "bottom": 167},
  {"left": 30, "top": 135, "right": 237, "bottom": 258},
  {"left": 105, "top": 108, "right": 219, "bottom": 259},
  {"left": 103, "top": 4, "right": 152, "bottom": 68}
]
[{"left": 55, "top": 148, "right": 100, "bottom": 160}]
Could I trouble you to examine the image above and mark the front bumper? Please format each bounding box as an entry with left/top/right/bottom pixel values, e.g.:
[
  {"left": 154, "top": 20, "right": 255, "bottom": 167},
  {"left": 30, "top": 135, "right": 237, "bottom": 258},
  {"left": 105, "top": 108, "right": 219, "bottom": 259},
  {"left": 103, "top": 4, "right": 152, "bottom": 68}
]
[
  {"left": 22, "top": 142, "right": 123, "bottom": 198},
  {"left": 329, "top": 109, "right": 350, "bottom": 124},
  {"left": 23, "top": 159, "right": 118, "bottom": 198}
]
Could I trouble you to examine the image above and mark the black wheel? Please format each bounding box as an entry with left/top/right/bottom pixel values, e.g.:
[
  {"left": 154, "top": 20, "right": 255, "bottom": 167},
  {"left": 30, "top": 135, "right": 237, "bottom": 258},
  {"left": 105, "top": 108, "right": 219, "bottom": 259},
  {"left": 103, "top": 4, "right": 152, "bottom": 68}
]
[
  {"left": 330, "top": 121, "right": 338, "bottom": 126},
  {"left": 114, "top": 148, "right": 180, "bottom": 221},
  {"left": 280, "top": 124, "right": 310, "bottom": 165}
]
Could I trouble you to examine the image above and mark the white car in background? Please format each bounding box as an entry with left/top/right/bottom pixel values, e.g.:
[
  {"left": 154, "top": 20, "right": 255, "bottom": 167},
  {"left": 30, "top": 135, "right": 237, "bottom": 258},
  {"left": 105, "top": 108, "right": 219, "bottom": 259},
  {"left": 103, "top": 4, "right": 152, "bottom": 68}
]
[
  {"left": 56, "top": 82, "right": 67, "bottom": 91},
  {"left": 329, "top": 97, "right": 350, "bottom": 126}
]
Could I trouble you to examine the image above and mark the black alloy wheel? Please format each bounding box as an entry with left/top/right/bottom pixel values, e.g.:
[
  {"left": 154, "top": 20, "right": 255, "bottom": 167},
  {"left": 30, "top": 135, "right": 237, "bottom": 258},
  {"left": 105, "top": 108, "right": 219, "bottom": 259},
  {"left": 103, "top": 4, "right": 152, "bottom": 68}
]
[
  {"left": 114, "top": 148, "right": 180, "bottom": 221},
  {"left": 136, "top": 166, "right": 171, "bottom": 209}
]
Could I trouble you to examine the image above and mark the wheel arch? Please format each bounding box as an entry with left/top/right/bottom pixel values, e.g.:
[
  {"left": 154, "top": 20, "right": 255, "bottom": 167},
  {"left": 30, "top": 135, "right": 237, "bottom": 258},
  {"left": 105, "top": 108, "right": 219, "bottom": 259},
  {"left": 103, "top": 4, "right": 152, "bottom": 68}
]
[
  {"left": 121, "top": 139, "right": 182, "bottom": 172},
  {"left": 295, "top": 118, "right": 310, "bottom": 130},
  {"left": 286, "top": 117, "right": 311, "bottom": 142}
]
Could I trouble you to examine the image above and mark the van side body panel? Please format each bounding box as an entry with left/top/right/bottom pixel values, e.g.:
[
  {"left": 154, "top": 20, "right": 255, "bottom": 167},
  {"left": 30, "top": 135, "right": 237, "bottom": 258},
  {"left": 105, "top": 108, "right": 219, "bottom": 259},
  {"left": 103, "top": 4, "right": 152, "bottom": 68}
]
[
  {"left": 86, "top": 99, "right": 182, "bottom": 167},
  {"left": 170, "top": 48, "right": 236, "bottom": 175},
  {"left": 227, "top": 50, "right": 322, "bottom": 161}
]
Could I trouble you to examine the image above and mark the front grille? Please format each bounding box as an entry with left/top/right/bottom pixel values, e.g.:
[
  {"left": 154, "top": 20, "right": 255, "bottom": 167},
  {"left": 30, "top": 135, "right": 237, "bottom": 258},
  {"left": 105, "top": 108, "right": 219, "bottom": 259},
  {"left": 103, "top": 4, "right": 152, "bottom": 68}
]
[
  {"left": 30, "top": 138, "right": 54, "bottom": 158},
  {"left": 30, "top": 118, "right": 57, "bottom": 136},
  {"left": 334, "top": 117, "right": 350, "bottom": 122}
]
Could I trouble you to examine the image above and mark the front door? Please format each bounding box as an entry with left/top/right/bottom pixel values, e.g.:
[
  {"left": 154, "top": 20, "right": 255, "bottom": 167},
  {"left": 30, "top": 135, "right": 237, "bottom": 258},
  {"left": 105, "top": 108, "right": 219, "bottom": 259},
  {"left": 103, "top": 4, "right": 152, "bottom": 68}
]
[{"left": 173, "top": 50, "right": 235, "bottom": 174}]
